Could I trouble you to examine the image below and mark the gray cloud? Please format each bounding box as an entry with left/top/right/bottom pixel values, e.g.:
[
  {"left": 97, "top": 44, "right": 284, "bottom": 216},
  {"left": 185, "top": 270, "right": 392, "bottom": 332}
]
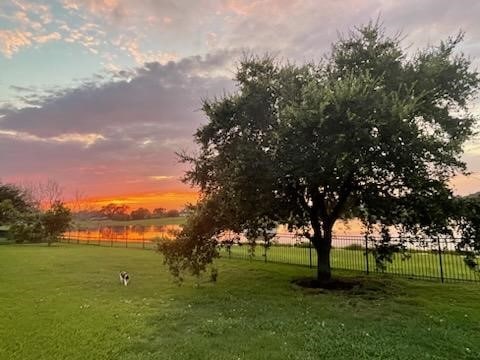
[
  {"left": 0, "top": 50, "right": 237, "bottom": 195},
  {"left": 0, "top": 50, "right": 236, "bottom": 138},
  {"left": 213, "top": 0, "right": 480, "bottom": 64}
]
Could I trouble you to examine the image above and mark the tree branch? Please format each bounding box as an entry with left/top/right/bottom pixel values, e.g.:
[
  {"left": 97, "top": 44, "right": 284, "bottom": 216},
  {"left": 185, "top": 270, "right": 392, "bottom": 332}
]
[{"left": 328, "top": 172, "right": 355, "bottom": 225}]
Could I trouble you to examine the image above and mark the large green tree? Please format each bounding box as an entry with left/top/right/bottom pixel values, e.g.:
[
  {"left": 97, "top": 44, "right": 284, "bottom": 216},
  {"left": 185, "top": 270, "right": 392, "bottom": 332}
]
[
  {"left": 0, "top": 183, "right": 34, "bottom": 223},
  {"left": 1, "top": 182, "right": 73, "bottom": 245},
  {"left": 161, "top": 23, "right": 479, "bottom": 282},
  {"left": 41, "top": 201, "right": 72, "bottom": 246}
]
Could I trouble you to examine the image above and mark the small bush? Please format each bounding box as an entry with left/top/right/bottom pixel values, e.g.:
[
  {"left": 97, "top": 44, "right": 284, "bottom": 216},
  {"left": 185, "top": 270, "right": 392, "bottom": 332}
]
[
  {"left": 344, "top": 243, "right": 364, "bottom": 251},
  {"left": 210, "top": 268, "right": 218, "bottom": 282},
  {"left": 8, "top": 219, "right": 44, "bottom": 243}
]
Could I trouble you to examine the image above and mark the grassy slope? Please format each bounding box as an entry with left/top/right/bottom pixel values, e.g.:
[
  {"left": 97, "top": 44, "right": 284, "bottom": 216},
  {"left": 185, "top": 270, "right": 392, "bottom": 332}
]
[
  {"left": 226, "top": 245, "right": 480, "bottom": 281},
  {"left": 73, "top": 216, "right": 186, "bottom": 229},
  {"left": 1, "top": 245, "right": 479, "bottom": 360},
  {"left": 59, "top": 238, "right": 480, "bottom": 281}
]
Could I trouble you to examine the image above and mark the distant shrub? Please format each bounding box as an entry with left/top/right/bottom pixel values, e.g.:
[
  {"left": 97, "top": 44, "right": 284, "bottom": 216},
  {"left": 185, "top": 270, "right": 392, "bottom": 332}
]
[
  {"left": 210, "top": 267, "right": 218, "bottom": 282},
  {"left": 42, "top": 202, "right": 72, "bottom": 246},
  {"left": 294, "top": 242, "right": 312, "bottom": 248},
  {"left": 344, "top": 243, "right": 364, "bottom": 251},
  {"left": 166, "top": 209, "right": 180, "bottom": 217},
  {"left": 8, "top": 216, "right": 44, "bottom": 244}
]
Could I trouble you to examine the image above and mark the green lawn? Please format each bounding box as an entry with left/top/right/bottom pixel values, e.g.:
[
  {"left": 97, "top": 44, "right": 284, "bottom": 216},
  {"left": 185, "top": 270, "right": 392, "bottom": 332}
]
[
  {"left": 73, "top": 216, "right": 186, "bottom": 229},
  {"left": 1, "top": 245, "right": 479, "bottom": 360},
  {"left": 62, "top": 238, "right": 480, "bottom": 281}
]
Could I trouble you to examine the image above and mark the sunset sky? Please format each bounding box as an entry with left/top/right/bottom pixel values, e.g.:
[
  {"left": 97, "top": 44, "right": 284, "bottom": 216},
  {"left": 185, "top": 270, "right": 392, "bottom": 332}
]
[{"left": 1, "top": 0, "right": 480, "bottom": 210}]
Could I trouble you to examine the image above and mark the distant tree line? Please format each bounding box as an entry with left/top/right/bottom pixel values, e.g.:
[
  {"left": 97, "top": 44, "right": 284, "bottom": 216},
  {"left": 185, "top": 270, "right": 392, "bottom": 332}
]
[
  {"left": 72, "top": 203, "right": 184, "bottom": 221},
  {"left": 131, "top": 207, "right": 182, "bottom": 220}
]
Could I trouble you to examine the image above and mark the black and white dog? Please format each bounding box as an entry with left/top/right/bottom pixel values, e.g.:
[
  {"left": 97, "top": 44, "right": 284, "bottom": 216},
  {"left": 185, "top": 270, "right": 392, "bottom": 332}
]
[{"left": 119, "top": 271, "right": 130, "bottom": 286}]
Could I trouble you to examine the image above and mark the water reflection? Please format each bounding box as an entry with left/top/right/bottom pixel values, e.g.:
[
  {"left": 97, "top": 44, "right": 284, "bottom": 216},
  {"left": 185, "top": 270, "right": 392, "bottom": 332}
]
[
  {"left": 65, "top": 222, "right": 455, "bottom": 252},
  {"left": 66, "top": 224, "right": 181, "bottom": 242}
]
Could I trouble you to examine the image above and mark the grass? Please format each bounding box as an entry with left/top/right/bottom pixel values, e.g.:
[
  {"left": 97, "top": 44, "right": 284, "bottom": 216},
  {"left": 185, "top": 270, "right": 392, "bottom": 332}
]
[
  {"left": 73, "top": 216, "right": 186, "bottom": 229},
  {"left": 61, "top": 237, "right": 480, "bottom": 281},
  {"left": 224, "top": 244, "right": 480, "bottom": 282},
  {"left": 1, "top": 245, "right": 480, "bottom": 360}
]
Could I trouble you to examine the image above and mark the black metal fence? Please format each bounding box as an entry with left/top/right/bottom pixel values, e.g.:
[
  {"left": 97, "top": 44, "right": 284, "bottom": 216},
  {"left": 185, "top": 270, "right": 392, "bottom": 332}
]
[
  {"left": 60, "top": 233, "right": 480, "bottom": 283},
  {"left": 61, "top": 233, "right": 156, "bottom": 250}
]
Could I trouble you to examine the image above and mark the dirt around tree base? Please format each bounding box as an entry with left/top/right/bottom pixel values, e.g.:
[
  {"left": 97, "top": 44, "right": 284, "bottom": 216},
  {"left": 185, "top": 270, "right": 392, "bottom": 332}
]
[
  {"left": 292, "top": 277, "right": 361, "bottom": 290},
  {"left": 291, "top": 276, "right": 399, "bottom": 298}
]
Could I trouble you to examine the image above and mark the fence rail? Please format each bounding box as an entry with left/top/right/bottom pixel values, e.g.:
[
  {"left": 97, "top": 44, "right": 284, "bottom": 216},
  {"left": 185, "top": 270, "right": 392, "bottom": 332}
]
[{"left": 60, "top": 234, "right": 480, "bottom": 283}]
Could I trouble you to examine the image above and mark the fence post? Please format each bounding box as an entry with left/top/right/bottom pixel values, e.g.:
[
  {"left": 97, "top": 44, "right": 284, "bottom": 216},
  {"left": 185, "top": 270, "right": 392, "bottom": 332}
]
[
  {"left": 309, "top": 240, "right": 312, "bottom": 269},
  {"left": 437, "top": 237, "right": 445, "bottom": 283},
  {"left": 364, "top": 234, "right": 370, "bottom": 275},
  {"left": 264, "top": 243, "right": 267, "bottom": 263}
]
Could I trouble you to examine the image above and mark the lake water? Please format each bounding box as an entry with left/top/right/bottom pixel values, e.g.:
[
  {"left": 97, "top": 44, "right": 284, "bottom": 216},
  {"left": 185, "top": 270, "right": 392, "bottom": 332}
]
[
  {"left": 65, "top": 224, "right": 181, "bottom": 242},
  {"left": 65, "top": 221, "right": 367, "bottom": 248},
  {"left": 64, "top": 220, "right": 459, "bottom": 252}
]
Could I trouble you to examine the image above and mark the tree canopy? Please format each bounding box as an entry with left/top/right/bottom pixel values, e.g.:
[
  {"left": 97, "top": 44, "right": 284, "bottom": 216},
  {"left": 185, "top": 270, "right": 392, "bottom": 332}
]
[
  {"left": 0, "top": 182, "right": 72, "bottom": 245},
  {"left": 160, "top": 23, "right": 480, "bottom": 282},
  {"left": 0, "top": 183, "right": 34, "bottom": 221},
  {"left": 100, "top": 203, "right": 130, "bottom": 220},
  {"left": 42, "top": 201, "right": 72, "bottom": 246},
  {"left": 130, "top": 207, "right": 151, "bottom": 220}
]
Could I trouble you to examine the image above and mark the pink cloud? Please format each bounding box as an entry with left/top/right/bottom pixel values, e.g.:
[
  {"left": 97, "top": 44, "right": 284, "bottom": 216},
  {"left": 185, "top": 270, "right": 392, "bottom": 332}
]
[
  {"left": 0, "top": 29, "right": 32, "bottom": 57},
  {"left": 62, "top": 0, "right": 123, "bottom": 15},
  {"left": 34, "top": 32, "right": 62, "bottom": 44}
]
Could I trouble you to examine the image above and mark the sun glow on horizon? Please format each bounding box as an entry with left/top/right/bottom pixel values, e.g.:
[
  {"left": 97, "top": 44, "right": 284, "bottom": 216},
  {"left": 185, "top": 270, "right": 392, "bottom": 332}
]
[{"left": 75, "top": 191, "right": 198, "bottom": 210}]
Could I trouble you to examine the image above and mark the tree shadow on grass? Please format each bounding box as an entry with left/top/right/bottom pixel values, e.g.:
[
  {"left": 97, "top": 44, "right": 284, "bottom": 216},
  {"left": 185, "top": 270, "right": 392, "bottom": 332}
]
[{"left": 291, "top": 275, "right": 403, "bottom": 300}]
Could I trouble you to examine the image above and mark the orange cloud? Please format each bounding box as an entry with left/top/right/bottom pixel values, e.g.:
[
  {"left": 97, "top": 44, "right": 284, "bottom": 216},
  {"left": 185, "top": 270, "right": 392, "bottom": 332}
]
[
  {"left": 34, "top": 32, "right": 61, "bottom": 44},
  {"left": 113, "top": 36, "right": 178, "bottom": 64},
  {"left": 222, "top": 0, "right": 295, "bottom": 16},
  {"left": 0, "top": 29, "right": 32, "bottom": 57},
  {"left": 62, "top": 0, "right": 122, "bottom": 14},
  {"left": 450, "top": 174, "right": 480, "bottom": 196}
]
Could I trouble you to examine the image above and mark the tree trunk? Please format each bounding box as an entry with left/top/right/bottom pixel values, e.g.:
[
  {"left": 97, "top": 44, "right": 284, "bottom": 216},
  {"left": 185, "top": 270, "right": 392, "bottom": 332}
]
[
  {"left": 315, "top": 230, "right": 332, "bottom": 282},
  {"left": 309, "top": 207, "right": 334, "bottom": 283}
]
